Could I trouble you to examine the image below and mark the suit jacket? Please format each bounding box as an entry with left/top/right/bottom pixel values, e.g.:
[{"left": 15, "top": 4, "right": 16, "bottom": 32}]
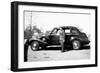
[{"left": 59, "top": 30, "right": 65, "bottom": 42}]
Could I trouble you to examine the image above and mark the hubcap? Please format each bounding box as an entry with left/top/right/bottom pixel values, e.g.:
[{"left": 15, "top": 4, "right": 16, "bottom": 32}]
[
  {"left": 31, "top": 42, "right": 38, "bottom": 51},
  {"left": 42, "top": 38, "right": 45, "bottom": 40},
  {"left": 73, "top": 40, "right": 80, "bottom": 50}
]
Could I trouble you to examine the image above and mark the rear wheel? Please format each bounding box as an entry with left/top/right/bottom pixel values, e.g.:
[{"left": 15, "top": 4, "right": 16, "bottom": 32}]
[
  {"left": 31, "top": 41, "right": 39, "bottom": 51},
  {"left": 72, "top": 40, "right": 80, "bottom": 50}
]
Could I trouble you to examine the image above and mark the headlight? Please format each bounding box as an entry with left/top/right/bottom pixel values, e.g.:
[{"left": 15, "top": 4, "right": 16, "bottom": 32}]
[
  {"left": 34, "top": 32, "right": 38, "bottom": 36},
  {"left": 42, "top": 34, "right": 46, "bottom": 36}
]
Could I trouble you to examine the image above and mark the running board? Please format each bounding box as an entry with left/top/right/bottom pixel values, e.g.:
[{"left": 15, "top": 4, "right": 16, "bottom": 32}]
[{"left": 47, "top": 45, "right": 61, "bottom": 48}]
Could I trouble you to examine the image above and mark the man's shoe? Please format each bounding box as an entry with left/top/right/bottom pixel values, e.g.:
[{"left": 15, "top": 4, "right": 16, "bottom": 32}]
[{"left": 61, "top": 50, "right": 65, "bottom": 52}]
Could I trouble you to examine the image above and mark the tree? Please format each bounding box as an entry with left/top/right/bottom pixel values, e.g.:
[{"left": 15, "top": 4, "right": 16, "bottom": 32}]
[
  {"left": 24, "top": 25, "right": 42, "bottom": 39},
  {"left": 24, "top": 25, "right": 32, "bottom": 39},
  {"left": 32, "top": 26, "right": 42, "bottom": 34}
]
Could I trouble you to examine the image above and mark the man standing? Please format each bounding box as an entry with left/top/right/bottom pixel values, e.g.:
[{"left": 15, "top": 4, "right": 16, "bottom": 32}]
[{"left": 59, "top": 28, "right": 65, "bottom": 52}]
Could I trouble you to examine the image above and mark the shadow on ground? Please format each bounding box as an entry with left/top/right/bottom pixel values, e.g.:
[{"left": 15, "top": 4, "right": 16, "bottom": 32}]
[{"left": 38, "top": 46, "right": 90, "bottom": 52}]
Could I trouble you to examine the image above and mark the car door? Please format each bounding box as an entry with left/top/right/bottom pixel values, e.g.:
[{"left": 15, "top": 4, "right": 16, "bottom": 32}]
[
  {"left": 64, "top": 28, "right": 71, "bottom": 45},
  {"left": 49, "top": 29, "right": 60, "bottom": 45}
]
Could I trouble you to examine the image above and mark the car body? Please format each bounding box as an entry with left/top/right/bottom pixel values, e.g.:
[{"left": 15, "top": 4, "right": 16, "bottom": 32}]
[{"left": 28, "top": 26, "right": 90, "bottom": 51}]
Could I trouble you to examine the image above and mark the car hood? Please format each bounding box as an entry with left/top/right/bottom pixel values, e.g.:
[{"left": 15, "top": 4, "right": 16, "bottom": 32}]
[{"left": 31, "top": 33, "right": 48, "bottom": 39}]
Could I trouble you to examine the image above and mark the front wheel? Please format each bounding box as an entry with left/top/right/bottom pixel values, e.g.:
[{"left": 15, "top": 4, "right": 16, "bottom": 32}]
[
  {"left": 31, "top": 41, "right": 39, "bottom": 51},
  {"left": 72, "top": 40, "right": 81, "bottom": 50}
]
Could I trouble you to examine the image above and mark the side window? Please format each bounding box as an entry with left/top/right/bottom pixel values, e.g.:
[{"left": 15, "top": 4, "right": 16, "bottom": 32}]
[
  {"left": 56, "top": 30, "right": 60, "bottom": 35},
  {"left": 71, "top": 29, "right": 79, "bottom": 35},
  {"left": 65, "top": 29, "right": 70, "bottom": 34},
  {"left": 51, "top": 29, "right": 58, "bottom": 34}
]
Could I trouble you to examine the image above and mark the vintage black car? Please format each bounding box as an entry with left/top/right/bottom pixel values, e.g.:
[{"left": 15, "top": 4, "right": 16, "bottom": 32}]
[{"left": 27, "top": 26, "right": 90, "bottom": 51}]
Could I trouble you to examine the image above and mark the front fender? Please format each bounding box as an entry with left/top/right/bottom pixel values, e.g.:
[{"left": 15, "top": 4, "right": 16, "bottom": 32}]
[{"left": 29, "top": 37, "right": 47, "bottom": 45}]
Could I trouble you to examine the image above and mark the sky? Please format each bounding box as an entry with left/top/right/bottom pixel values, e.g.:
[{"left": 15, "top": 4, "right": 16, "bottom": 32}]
[{"left": 24, "top": 11, "right": 91, "bottom": 34}]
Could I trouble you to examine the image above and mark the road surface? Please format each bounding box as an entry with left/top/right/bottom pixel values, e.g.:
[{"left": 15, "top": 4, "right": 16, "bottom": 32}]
[{"left": 27, "top": 47, "right": 90, "bottom": 62}]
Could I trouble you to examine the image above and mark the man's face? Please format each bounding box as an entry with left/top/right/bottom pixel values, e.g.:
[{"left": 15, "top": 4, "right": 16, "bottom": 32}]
[{"left": 60, "top": 28, "right": 62, "bottom": 30}]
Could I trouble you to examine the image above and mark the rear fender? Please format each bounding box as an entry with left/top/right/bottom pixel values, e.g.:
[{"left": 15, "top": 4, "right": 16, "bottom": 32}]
[
  {"left": 70, "top": 36, "right": 80, "bottom": 43},
  {"left": 70, "top": 36, "right": 78, "bottom": 41}
]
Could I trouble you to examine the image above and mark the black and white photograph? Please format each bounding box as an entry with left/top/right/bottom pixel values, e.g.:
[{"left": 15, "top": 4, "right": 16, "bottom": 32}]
[
  {"left": 24, "top": 10, "right": 91, "bottom": 62},
  {"left": 11, "top": 1, "right": 97, "bottom": 71}
]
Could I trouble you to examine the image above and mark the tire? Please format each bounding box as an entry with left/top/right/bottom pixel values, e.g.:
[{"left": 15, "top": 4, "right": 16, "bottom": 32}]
[
  {"left": 31, "top": 41, "right": 39, "bottom": 51},
  {"left": 72, "top": 40, "right": 80, "bottom": 50}
]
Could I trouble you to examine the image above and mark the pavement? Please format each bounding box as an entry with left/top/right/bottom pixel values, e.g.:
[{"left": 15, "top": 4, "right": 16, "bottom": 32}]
[{"left": 27, "top": 47, "right": 90, "bottom": 62}]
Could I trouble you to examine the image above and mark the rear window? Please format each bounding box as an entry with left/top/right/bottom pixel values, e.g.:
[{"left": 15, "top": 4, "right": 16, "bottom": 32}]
[{"left": 71, "top": 29, "right": 79, "bottom": 34}]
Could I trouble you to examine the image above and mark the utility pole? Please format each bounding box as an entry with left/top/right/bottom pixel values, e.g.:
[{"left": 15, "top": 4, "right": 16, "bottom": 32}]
[
  {"left": 30, "top": 11, "right": 32, "bottom": 26},
  {"left": 29, "top": 11, "right": 33, "bottom": 30}
]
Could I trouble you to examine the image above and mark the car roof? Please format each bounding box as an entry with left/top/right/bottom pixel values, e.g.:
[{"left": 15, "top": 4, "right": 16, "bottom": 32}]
[
  {"left": 52, "top": 26, "right": 79, "bottom": 31},
  {"left": 59, "top": 26, "right": 78, "bottom": 30}
]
